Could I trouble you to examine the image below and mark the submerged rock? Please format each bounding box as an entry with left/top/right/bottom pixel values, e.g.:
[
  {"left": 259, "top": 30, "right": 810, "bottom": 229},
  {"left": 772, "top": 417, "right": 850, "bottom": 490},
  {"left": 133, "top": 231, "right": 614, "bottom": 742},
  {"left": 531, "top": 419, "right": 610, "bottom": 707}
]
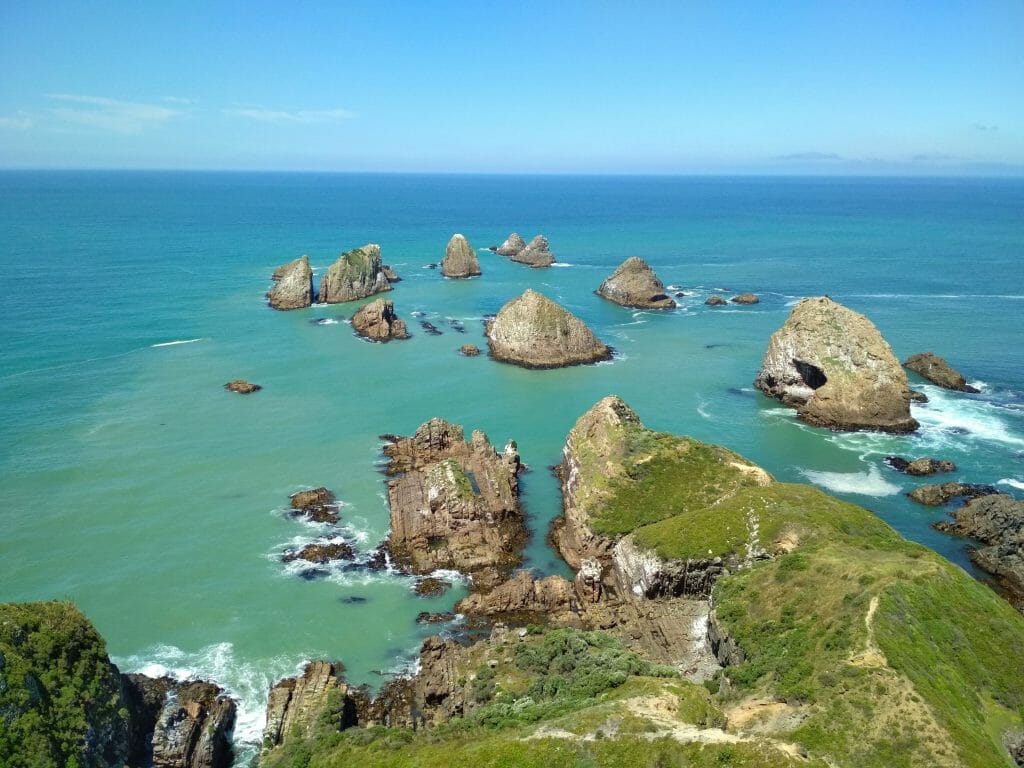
[
  {"left": 730, "top": 293, "right": 759, "bottom": 305},
  {"left": 908, "top": 482, "right": 997, "bottom": 506},
  {"left": 510, "top": 235, "right": 555, "bottom": 267},
  {"left": 886, "top": 456, "right": 957, "bottom": 476},
  {"left": 596, "top": 257, "right": 676, "bottom": 309},
  {"left": 413, "top": 577, "right": 451, "bottom": 597},
  {"left": 486, "top": 289, "right": 611, "bottom": 369},
  {"left": 440, "top": 234, "right": 481, "bottom": 278},
  {"left": 267, "top": 255, "right": 314, "bottom": 310},
  {"left": 753, "top": 296, "right": 918, "bottom": 433},
  {"left": 904, "top": 352, "right": 979, "bottom": 392},
  {"left": 495, "top": 232, "right": 526, "bottom": 257},
  {"left": 351, "top": 299, "right": 410, "bottom": 342},
  {"left": 319, "top": 244, "right": 392, "bottom": 303},
  {"left": 224, "top": 379, "right": 261, "bottom": 394},
  {"left": 382, "top": 419, "right": 526, "bottom": 590},
  {"left": 290, "top": 487, "right": 340, "bottom": 524},
  {"left": 705, "top": 295, "right": 727, "bottom": 306}
]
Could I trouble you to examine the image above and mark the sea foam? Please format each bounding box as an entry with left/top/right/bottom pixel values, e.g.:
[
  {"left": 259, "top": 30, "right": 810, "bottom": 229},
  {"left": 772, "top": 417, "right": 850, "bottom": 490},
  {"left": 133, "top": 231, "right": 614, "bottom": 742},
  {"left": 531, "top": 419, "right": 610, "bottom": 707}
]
[{"left": 801, "top": 465, "right": 901, "bottom": 497}]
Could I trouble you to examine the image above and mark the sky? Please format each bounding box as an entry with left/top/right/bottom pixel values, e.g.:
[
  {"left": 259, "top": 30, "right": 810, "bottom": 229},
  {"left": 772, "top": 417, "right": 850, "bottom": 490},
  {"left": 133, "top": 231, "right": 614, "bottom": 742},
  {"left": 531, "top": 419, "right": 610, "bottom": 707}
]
[{"left": 1, "top": 1, "right": 1022, "bottom": 174}]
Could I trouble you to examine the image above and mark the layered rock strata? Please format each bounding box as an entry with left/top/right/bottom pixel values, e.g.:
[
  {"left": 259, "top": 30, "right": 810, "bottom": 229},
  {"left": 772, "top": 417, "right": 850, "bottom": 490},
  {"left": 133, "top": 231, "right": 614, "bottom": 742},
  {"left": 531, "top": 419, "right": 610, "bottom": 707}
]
[
  {"left": 753, "top": 296, "right": 918, "bottom": 432},
  {"left": 486, "top": 289, "right": 611, "bottom": 369},
  {"left": 440, "top": 234, "right": 481, "bottom": 278},
  {"left": 263, "top": 662, "right": 360, "bottom": 749},
  {"left": 382, "top": 418, "right": 526, "bottom": 590},
  {"left": 319, "top": 244, "right": 391, "bottom": 303},
  {"left": 596, "top": 257, "right": 676, "bottom": 309},
  {"left": 351, "top": 299, "right": 410, "bottom": 342},
  {"left": 904, "top": 352, "right": 979, "bottom": 392},
  {"left": 267, "top": 255, "right": 314, "bottom": 310}
]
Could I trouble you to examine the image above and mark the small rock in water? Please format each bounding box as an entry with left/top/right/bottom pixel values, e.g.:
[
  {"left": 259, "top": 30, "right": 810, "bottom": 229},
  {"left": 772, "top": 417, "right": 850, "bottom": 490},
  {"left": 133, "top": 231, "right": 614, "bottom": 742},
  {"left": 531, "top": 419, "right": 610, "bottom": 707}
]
[
  {"left": 730, "top": 293, "right": 760, "bottom": 305},
  {"left": 448, "top": 318, "right": 466, "bottom": 333},
  {"left": 907, "top": 482, "right": 997, "bottom": 506},
  {"left": 340, "top": 596, "right": 368, "bottom": 604},
  {"left": 460, "top": 344, "right": 481, "bottom": 357},
  {"left": 282, "top": 540, "right": 355, "bottom": 564},
  {"left": 425, "top": 263, "right": 438, "bottom": 270},
  {"left": 225, "top": 379, "right": 261, "bottom": 394},
  {"left": 413, "top": 577, "right": 451, "bottom": 597},
  {"left": 886, "top": 456, "right": 957, "bottom": 476},
  {"left": 420, "top": 321, "right": 443, "bottom": 336},
  {"left": 416, "top": 611, "right": 456, "bottom": 624},
  {"left": 289, "top": 487, "right": 340, "bottom": 524},
  {"left": 909, "top": 390, "right": 929, "bottom": 403},
  {"left": 705, "top": 295, "right": 727, "bottom": 306},
  {"left": 675, "top": 291, "right": 687, "bottom": 297}
]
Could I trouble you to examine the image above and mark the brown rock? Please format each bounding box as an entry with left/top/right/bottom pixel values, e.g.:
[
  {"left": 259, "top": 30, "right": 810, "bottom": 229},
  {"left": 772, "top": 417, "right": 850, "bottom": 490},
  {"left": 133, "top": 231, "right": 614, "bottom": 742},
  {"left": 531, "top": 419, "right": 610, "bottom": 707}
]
[
  {"left": 382, "top": 265, "right": 401, "bottom": 282},
  {"left": 282, "top": 540, "right": 355, "bottom": 564},
  {"left": 885, "top": 457, "right": 957, "bottom": 476},
  {"left": 454, "top": 571, "right": 580, "bottom": 626},
  {"left": 416, "top": 611, "right": 456, "bottom": 624},
  {"left": 263, "top": 662, "right": 358, "bottom": 749},
  {"left": 596, "top": 257, "right": 676, "bottom": 309},
  {"left": 904, "top": 352, "right": 980, "bottom": 392},
  {"left": 730, "top": 293, "right": 759, "bottom": 305},
  {"left": 413, "top": 577, "right": 451, "bottom": 597},
  {"left": 705, "top": 295, "right": 727, "bottom": 306},
  {"left": 351, "top": 299, "right": 410, "bottom": 342},
  {"left": 908, "top": 482, "right": 997, "bottom": 506},
  {"left": 495, "top": 232, "right": 526, "bottom": 257},
  {"left": 267, "top": 255, "right": 314, "bottom": 310},
  {"left": 319, "top": 244, "right": 392, "bottom": 303},
  {"left": 224, "top": 379, "right": 261, "bottom": 394},
  {"left": 289, "top": 488, "right": 340, "bottom": 524},
  {"left": 441, "top": 234, "right": 481, "bottom": 278},
  {"left": 460, "top": 344, "right": 481, "bottom": 357},
  {"left": 510, "top": 235, "right": 555, "bottom": 267}
]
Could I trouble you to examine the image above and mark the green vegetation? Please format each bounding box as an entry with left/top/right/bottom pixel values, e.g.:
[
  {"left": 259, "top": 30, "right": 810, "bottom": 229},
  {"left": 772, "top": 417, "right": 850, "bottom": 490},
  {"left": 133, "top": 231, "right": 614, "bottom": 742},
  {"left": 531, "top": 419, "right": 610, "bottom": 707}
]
[{"left": 0, "top": 601, "right": 128, "bottom": 768}]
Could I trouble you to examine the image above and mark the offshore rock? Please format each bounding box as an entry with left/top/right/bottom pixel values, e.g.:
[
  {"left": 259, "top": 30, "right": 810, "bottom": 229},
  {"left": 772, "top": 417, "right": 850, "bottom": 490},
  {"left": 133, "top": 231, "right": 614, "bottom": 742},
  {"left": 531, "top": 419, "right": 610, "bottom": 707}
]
[
  {"left": 908, "top": 482, "right": 997, "bottom": 506},
  {"left": 596, "top": 257, "right": 676, "bottom": 309},
  {"left": 441, "top": 234, "right": 482, "bottom": 278},
  {"left": 382, "top": 265, "right": 401, "bottom": 282},
  {"left": 885, "top": 456, "right": 957, "bottom": 476},
  {"left": 705, "top": 295, "right": 727, "bottom": 306},
  {"left": 904, "top": 352, "right": 980, "bottom": 392},
  {"left": 460, "top": 344, "right": 481, "bottom": 357},
  {"left": 289, "top": 487, "right": 340, "bottom": 524},
  {"left": 495, "top": 232, "right": 526, "bottom": 257},
  {"left": 122, "top": 675, "right": 236, "bottom": 768},
  {"left": 263, "top": 662, "right": 359, "bottom": 749},
  {"left": 731, "top": 293, "right": 759, "bottom": 305},
  {"left": 486, "top": 289, "right": 611, "bottom": 369},
  {"left": 224, "top": 379, "right": 261, "bottom": 394},
  {"left": 382, "top": 419, "right": 526, "bottom": 590},
  {"left": 510, "top": 234, "right": 555, "bottom": 267},
  {"left": 351, "top": 299, "right": 410, "bottom": 342},
  {"left": 934, "top": 494, "right": 1024, "bottom": 608},
  {"left": 267, "top": 255, "right": 314, "bottom": 310},
  {"left": 319, "top": 244, "right": 392, "bottom": 303},
  {"left": 753, "top": 296, "right": 918, "bottom": 433}
]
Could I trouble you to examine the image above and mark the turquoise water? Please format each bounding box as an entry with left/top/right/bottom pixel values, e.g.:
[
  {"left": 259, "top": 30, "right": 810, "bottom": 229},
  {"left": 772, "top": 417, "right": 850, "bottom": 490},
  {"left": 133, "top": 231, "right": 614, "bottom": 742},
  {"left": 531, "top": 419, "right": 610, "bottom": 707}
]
[{"left": 2, "top": 172, "right": 1023, "bottom": 756}]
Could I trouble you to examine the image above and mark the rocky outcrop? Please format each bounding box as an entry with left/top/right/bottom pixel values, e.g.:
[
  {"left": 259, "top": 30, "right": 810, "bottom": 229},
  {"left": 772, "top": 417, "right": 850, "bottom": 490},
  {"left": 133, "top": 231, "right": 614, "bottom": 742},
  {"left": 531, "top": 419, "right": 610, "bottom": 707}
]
[
  {"left": 289, "top": 488, "right": 339, "bottom": 524},
  {"left": 268, "top": 255, "right": 314, "bottom": 310},
  {"left": 460, "top": 344, "right": 481, "bottom": 357},
  {"left": 495, "top": 232, "right": 526, "bottom": 257},
  {"left": 382, "top": 419, "right": 526, "bottom": 590},
  {"left": 596, "top": 257, "right": 676, "bottom": 309},
  {"left": 455, "top": 571, "right": 581, "bottom": 625},
  {"left": 731, "top": 293, "right": 759, "bottom": 305},
  {"left": 510, "top": 235, "right": 555, "bottom": 267},
  {"left": 904, "top": 352, "right": 979, "bottom": 392},
  {"left": 486, "top": 289, "right": 612, "bottom": 369},
  {"left": 351, "top": 299, "right": 410, "bottom": 342},
  {"left": 885, "top": 457, "right": 956, "bottom": 476},
  {"left": 282, "top": 540, "right": 355, "bottom": 564},
  {"left": 908, "top": 483, "right": 997, "bottom": 506},
  {"left": 441, "top": 234, "right": 481, "bottom": 278},
  {"left": 263, "top": 662, "right": 359, "bottom": 749},
  {"left": 319, "top": 244, "right": 392, "bottom": 303},
  {"left": 122, "top": 675, "right": 235, "bottom": 768},
  {"left": 753, "top": 297, "right": 918, "bottom": 433},
  {"left": 413, "top": 577, "right": 451, "bottom": 597},
  {"left": 934, "top": 494, "right": 1024, "bottom": 608},
  {"left": 705, "top": 295, "right": 727, "bottom": 306},
  {"left": 224, "top": 379, "right": 261, "bottom": 394},
  {"left": 382, "top": 265, "right": 401, "bottom": 282}
]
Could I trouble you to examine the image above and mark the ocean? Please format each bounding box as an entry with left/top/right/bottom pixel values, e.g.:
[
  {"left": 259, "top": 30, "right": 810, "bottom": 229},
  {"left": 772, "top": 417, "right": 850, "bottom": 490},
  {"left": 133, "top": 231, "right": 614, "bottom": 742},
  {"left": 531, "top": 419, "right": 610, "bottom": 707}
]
[{"left": 2, "top": 172, "right": 1022, "bottom": 760}]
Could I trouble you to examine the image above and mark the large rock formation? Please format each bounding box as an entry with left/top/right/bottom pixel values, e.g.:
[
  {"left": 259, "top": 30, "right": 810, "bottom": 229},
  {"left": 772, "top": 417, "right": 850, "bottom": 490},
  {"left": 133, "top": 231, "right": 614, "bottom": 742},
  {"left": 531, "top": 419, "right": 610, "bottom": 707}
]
[
  {"left": 486, "top": 289, "right": 611, "bottom": 369},
  {"left": 596, "top": 257, "right": 676, "bottom": 309},
  {"left": 319, "top": 244, "right": 392, "bottom": 303},
  {"left": 495, "top": 232, "right": 526, "bottom": 257},
  {"left": 351, "top": 299, "right": 410, "bottom": 342},
  {"left": 382, "top": 418, "right": 526, "bottom": 590},
  {"left": 267, "top": 255, "right": 314, "bottom": 310},
  {"left": 935, "top": 494, "right": 1024, "bottom": 609},
  {"left": 753, "top": 297, "right": 918, "bottom": 433},
  {"left": 904, "top": 352, "right": 980, "bottom": 392},
  {"left": 440, "top": 234, "right": 481, "bottom": 278},
  {"left": 510, "top": 235, "right": 555, "bottom": 267},
  {"left": 263, "top": 662, "right": 360, "bottom": 749}
]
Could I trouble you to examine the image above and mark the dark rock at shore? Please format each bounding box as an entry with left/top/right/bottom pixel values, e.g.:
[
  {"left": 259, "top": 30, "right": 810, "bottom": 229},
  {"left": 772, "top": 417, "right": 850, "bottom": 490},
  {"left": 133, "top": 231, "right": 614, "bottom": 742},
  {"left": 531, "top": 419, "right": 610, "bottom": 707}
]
[
  {"left": 730, "top": 292, "right": 760, "bottom": 305},
  {"left": 267, "top": 255, "right": 314, "bottom": 310},
  {"left": 460, "top": 344, "right": 481, "bottom": 357},
  {"left": 885, "top": 456, "right": 957, "bottom": 476},
  {"left": 907, "top": 482, "right": 998, "bottom": 506},
  {"left": 416, "top": 611, "right": 456, "bottom": 624},
  {"left": 904, "top": 352, "right": 979, "bottom": 392},
  {"left": 290, "top": 488, "right": 340, "bottom": 524},
  {"left": 705, "top": 295, "right": 727, "bottom": 306},
  {"left": 224, "top": 379, "right": 261, "bottom": 394},
  {"left": 426, "top": 263, "right": 438, "bottom": 269},
  {"left": 351, "top": 299, "right": 410, "bottom": 342},
  {"left": 596, "top": 257, "right": 676, "bottom": 309},
  {"left": 283, "top": 540, "right": 356, "bottom": 564},
  {"left": 413, "top": 577, "right": 451, "bottom": 597},
  {"left": 909, "top": 390, "right": 929, "bottom": 403}
]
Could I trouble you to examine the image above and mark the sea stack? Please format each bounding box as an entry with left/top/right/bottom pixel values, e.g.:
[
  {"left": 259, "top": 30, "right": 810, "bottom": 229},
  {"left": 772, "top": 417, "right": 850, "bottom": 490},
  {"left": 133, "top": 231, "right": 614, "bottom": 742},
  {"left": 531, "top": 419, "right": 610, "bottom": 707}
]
[
  {"left": 486, "top": 289, "right": 611, "bottom": 368},
  {"left": 753, "top": 296, "right": 918, "bottom": 433},
  {"left": 319, "top": 244, "right": 391, "bottom": 303},
  {"left": 596, "top": 257, "right": 676, "bottom": 309},
  {"left": 904, "top": 352, "right": 979, "bottom": 392},
  {"left": 440, "top": 234, "right": 481, "bottom": 278},
  {"left": 510, "top": 235, "right": 555, "bottom": 267},
  {"left": 495, "top": 232, "right": 526, "bottom": 257},
  {"left": 267, "top": 255, "right": 314, "bottom": 310},
  {"left": 351, "top": 299, "right": 410, "bottom": 342}
]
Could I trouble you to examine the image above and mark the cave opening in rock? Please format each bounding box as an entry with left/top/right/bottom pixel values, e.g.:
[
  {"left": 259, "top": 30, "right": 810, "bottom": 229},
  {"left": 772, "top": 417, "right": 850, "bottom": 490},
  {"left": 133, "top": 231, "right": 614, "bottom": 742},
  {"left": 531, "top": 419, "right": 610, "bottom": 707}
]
[{"left": 793, "top": 359, "right": 827, "bottom": 389}]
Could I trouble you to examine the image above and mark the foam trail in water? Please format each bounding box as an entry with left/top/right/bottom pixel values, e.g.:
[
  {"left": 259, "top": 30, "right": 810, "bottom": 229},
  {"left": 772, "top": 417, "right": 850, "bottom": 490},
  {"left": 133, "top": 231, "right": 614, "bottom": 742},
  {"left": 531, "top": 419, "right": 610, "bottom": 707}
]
[
  {"left": 998, "top": 479, "right": 1024, "bottom": 491},
  {"left": 913, "top": 386, "right": 1024, "bottom": 449},
  {"left": 801, "top": 465, "right": 901, "bottom": 497},
  {"left": 151, "top": 338, "right": 203, "bottom": 348}
]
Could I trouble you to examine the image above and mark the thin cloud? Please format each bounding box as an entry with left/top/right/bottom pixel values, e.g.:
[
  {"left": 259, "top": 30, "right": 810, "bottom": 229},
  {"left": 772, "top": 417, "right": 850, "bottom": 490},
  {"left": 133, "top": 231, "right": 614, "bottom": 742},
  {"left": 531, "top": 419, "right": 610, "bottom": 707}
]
[
  {"left": 224, "top": 106, "right": 356, "bottom": 124},
  {"left": 47, "top": 94, "right": 183, "bottom": 134},
  {"left": 972, "top": 123, "right": 998, "bottom": 131},
  {"left": 0, "top": 111, "right": 33, "bottom": 130},
  {"left": 773, "top": 152, "right": 843, "bottom": 161},
  {"left": 911, "top": 153, "right": 959, "bottom": 163}
]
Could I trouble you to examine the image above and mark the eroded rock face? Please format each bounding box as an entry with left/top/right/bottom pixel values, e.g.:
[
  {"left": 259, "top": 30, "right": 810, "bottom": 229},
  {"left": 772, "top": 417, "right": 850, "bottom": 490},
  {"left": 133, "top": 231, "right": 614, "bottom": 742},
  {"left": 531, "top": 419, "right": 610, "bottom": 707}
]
[
  {"left": 263, "top": 662, "right": 358, "bottom": 750},
  {"left": 934, "top": 494, "right": 1024, "bottom": 609},
  {"left": 382, "top": 419, "right": 526, "bottom": 590},
  {"left": 268, "top": 255, "right": 314, "bottom": 310},
  {"left": 319, "top": 244, "right": 392, "bottom": 303},
  {"left": 441, "top": 234, "right": 481, "bottom": 278},
  {"left": 122, "top": 675, "right": 236, "bottom": 768},
  {"left": 753, "top": 297, "right": 918, "bottom": 433},
  {"left": 495, "top": 232, "right": 526, "bottom": 257},
  {"left": 282, "top": 540, "right": 355, "bottom": 564},
  {"left": 351, "top": 299, "right": 410, "bottom": 342},
  {"left": 510, "top": 235, "right": 555, "bottom": 267},
  {"left": 904, "top": 352, "right": 979, "bottom": 392},
  {"left": 596, "top": 257, "right": 676, "bottom": 309},
  {"left": 486, "top": 289, "right": 611, "bottom": 369}
]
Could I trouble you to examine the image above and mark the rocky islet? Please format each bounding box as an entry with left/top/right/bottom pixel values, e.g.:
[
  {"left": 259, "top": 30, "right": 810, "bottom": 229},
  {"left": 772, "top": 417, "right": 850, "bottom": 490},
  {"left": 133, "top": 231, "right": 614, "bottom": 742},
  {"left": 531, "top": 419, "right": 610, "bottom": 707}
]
[{"left": 596, "top": 256, "right": 676, "bottom": 309}]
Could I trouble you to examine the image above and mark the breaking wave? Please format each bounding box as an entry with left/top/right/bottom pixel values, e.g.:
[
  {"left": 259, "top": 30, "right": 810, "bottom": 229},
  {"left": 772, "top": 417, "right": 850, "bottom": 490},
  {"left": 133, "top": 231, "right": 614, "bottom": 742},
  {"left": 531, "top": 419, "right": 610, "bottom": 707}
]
[{"left": 801, "top": 465, "right": 901, "bottom": 497}]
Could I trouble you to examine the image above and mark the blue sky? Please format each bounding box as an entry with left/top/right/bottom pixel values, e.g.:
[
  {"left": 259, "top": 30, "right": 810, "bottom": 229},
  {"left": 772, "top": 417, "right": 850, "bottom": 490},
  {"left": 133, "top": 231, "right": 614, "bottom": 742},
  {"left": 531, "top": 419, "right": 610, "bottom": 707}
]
[{"left": 1, "top": 1, "right": 1021, "bottom": 174}]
